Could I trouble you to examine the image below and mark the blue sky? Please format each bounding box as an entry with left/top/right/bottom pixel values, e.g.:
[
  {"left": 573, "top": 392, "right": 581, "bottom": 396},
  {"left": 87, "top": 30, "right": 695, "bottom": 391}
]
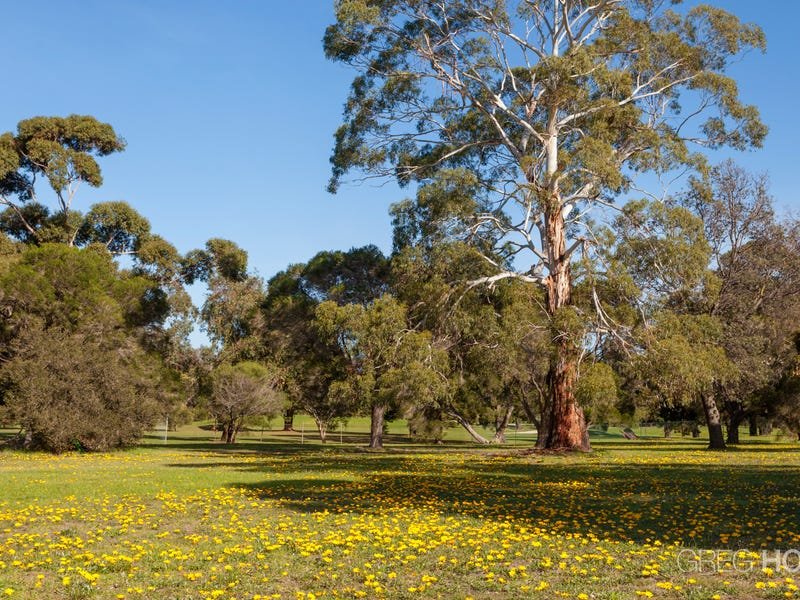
[{"left": 1, "top": 1, "right": 797, "bottom": 323}]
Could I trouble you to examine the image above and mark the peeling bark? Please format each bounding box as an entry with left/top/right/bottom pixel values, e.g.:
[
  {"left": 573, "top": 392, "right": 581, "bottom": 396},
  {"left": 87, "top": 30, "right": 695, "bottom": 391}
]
[{"left": 536, "top": 335, "right": 590, "bottom": 451}]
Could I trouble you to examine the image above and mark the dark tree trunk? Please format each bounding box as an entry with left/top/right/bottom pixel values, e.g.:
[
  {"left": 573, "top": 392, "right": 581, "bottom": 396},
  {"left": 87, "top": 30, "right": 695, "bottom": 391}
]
[
  {"left": 749, "top": 414, "right": 758, "bottom": 436},
  {"left": 446, "top": 408, "right": 491, "bottom": 445},
  {"left": 492, "top": 405, "right": 514, "bottom": 444},
  {"left": 701, "top": 394, "right": 726, "bottom": 450},
  {"left": 726, "top": 410, "right": 746, "bottom": 444},
  {"left": 283, "top": 409, "right": 295, "bottom": 431},
  {"left": 369, "top": 403, "right": 386, "bottom": 449}
]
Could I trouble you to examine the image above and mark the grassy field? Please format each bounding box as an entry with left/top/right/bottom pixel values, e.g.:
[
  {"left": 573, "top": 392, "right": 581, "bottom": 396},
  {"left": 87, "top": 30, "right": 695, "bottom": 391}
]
[{"left": 1, "top": 422, "right": 799, "bottom": 599}]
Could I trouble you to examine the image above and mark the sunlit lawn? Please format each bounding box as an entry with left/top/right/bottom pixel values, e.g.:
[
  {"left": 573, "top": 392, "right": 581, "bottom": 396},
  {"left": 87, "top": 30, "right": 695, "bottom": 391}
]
[{"left": 1, "top": 422, "right": 799, "bottom": 599}]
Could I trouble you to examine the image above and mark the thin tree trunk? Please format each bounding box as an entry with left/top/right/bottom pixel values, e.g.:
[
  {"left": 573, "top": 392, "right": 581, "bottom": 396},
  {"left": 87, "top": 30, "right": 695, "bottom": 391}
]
[
  {"left": 701, "top": 394, "right": 726, "bottom": 450},
  {"left": 283, "top": 409, "right": 295, "bottom": 431},
  {"left": 749, "top": 414, "right": 758, "bottom": 436},
  {"left": 314, "top": 417, "right": 327, "bottom": 443},
  {"left": 492, "top": 405, "right": 514, "bottom": 444},
  {"left": 369, "top": 403, "right": 385, "bottom": 449},
  {"left": 446, "top": 408, "right": 491, "bottom": 445},
  {"left": 519, "top": 386, "right": 541, "bottom": 432}
]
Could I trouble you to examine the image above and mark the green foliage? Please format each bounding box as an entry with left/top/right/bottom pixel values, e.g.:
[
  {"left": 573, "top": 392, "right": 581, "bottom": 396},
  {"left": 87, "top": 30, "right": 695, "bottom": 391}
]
[
  {"left": 1, "top": 326, "right": 159, "bottom": 452},
  {"left": 315, "top": 294, "right": 447, "bottom": 415},
  {"left": 185, "top": 238, "right": 249, "bottom": 284},
  {"left": 614, "top": 200, "right": 711, "bottom": 299},
  {"left": 302, "top": 244, "right": 389, "bottom": 304},
  {"left": 77, "top": 201, "right": 151, "bottom": 254},
  {"left": 633, "top": 312, "right": 735, "bottom": 409},
  {"left": 576, "top": 362, "right": 619, "bottom": 425},
  {"left": 0, "top": 244, "right": 182, "bottom": 451},
  {"left": 14, "top": 115, "right": 125, "bottom": 194}
]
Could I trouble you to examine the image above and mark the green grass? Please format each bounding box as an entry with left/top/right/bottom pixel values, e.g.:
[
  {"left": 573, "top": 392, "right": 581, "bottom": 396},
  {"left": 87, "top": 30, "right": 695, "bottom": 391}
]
[{"left": 1, "top": 423, "right": 799, "bottom": 599}]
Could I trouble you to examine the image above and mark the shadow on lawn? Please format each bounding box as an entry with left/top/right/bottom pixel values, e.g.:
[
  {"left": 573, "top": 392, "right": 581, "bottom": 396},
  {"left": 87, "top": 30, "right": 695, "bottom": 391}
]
[{"left": 162, "top": 442, "right": 800, "bottom": 549}]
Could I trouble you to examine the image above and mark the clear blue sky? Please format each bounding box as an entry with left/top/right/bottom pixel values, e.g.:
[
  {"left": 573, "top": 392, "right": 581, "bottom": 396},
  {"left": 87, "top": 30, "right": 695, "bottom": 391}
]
[{"left": 1, "top": 1, "right": 796, "bottom": 291}]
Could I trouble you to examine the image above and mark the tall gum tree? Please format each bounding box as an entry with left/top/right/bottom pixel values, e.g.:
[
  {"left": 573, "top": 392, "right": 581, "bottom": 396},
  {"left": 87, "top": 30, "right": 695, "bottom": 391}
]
[{"left": 325, "top": 0, "right": 766, "bottom": 450}]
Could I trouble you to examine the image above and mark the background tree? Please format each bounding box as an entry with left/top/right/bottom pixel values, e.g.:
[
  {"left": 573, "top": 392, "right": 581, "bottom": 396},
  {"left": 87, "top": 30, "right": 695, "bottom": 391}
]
[
  {"left": 260, "top": 247, "right": 389, "bottom": 442},
  {"left": 391, "top": 193, "right": 554, "bottom": 444},
  {"left": 632, "top": 313, "right": 735, "bottom": 449},
  {"left": 575, "top": 362, "right": 619, "bottom": 429},
  {"left": 325, "top": 0, "right": 766, "bottom": 450},
  {"left": 682, "top": 162, "right": 800, "bottom": 442},
  {"left": 315, "top": 294, "right": 447, "bottom": 449},
  {"left": 187, "top": 238, "right": 266, "bottom": 363},
  {"left": 0, "top": 244, "right": 179, "bottom": 451},
  {"left": 210, "top": 361, "right": 281, "bottom": 444}
]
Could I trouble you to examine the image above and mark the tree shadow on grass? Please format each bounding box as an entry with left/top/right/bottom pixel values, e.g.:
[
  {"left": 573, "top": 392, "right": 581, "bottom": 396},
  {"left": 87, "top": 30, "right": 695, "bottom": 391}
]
[{"left": 163, "top": 446, "right": 800, "bottom": 550}]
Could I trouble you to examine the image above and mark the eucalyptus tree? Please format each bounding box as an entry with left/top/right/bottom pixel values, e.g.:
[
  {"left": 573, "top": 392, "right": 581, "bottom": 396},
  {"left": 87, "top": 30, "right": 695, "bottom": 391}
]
[
  {"left": 632, "top": 312, "right": 735, "bottom": 449},
  {"left": 682, "top": 163, "right": 800, "bottom": 442},
  {"left": 0, "top": 115, "right": 125, "bottom": 244},
  {"left": 391, "top": 232, "right": 551, "bottom": 444},
  {"left": 603, "top": 196, "right": 743, "bottom": 447},
  {"left": 262, "top": 247, "right": 390, "bottom": 441},
  {"left": 315, "top": 294, "right": 447, "bottom": 449},
  {"left": 185, "top": 239, "right": 267, "bottom": 363},
  {"left": 325, "top": 0, "right": 765, "bottom": 450}
]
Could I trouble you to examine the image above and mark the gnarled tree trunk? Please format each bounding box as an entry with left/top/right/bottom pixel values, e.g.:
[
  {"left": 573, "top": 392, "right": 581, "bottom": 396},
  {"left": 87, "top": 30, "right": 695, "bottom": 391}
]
[
  {"left": 534, "top": 164, "right": 590, "bottom": 452},
  {"left": 701, "top": 394, "right": 726, "bottom": 450},
  {"left": 536, "top": 336, "right": 590, "bottom": 451}
]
